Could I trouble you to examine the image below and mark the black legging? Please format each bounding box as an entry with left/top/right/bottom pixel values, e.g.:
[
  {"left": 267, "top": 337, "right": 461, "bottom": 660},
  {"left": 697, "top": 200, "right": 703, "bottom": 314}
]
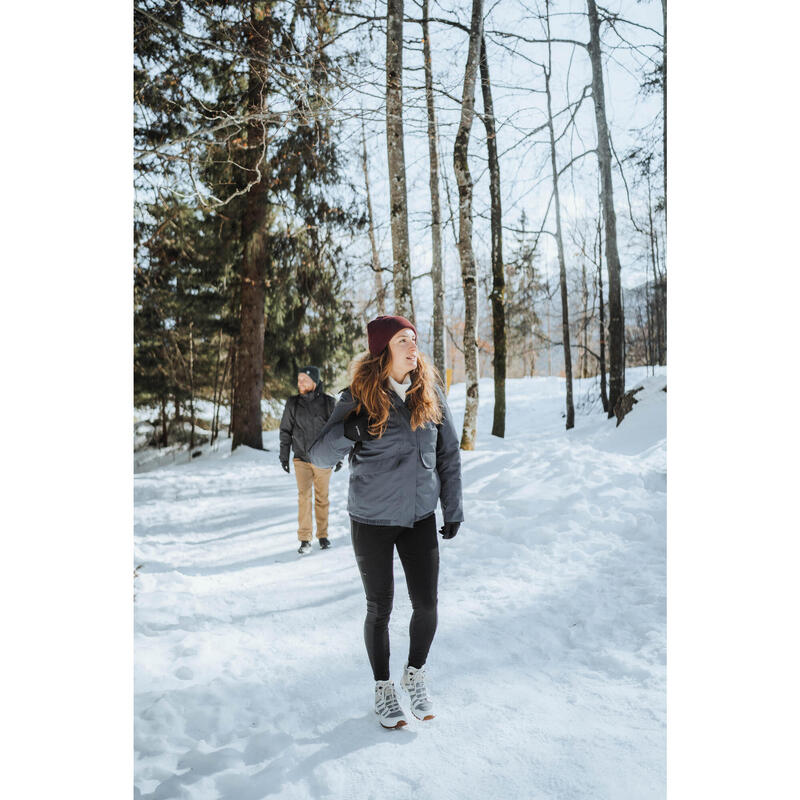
[{"left": 350, "top": 513, "right": 440, "bottom": 682}]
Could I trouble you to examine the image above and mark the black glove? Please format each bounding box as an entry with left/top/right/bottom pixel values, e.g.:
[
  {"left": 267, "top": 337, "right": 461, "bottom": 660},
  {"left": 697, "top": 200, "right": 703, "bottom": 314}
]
[
  {"left": 280, "top": 459, "right": 290, "bottom": 473},
  {"left": 439, "top": 521, "right": 460, "bottom": 539},
  {"left": 343, "top": 411, "right": 376, "bottom": 442},
  {"left": 334, "top": 461, "right": 343, "bottom": 472}
]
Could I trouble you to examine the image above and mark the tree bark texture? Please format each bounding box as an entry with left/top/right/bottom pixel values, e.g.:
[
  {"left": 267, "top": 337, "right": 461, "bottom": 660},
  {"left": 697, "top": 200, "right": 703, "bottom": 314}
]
[
  {"left": 232, "top": 3, "right": 271, "bottom": 450},
  {"left": 544, "top": 56, "right": 574, "bottom": 430},
  {"left": 597, "top": 208, "right": 608, "bottom": 412},
  {"left": 479, "top": 34, "right": 506, "bottom": 438},
  {"left": 386, "top": 0, "right": 415, "bottom": 321},
  {"left": 646, "top": 171, "right": 665, "bottom": 365},
  {"left": 453, "top": 0, "right": 484, "bottom": 450},
  {"left": 422, "top": 0, "right": 445, "bottom": 383},
  {"left": 662, "top": 0, "right": 667, "bottom": 221},
  {"left": 587, "top": 0, "right": 625, "bottom": 416},
  {"left": 188, "top": 321, "right": 196, "bottom": 449}
]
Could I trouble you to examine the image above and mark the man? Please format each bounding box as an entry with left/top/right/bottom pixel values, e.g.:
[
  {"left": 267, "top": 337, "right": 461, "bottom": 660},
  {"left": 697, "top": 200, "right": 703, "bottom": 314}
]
[{"left": 279, "top": 366, "right": 342, "bottom": 555}]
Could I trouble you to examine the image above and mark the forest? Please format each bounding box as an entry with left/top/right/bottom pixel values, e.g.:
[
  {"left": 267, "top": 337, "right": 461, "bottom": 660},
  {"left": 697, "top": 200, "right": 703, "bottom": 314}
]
[{"left": 133, "top": 0, "right": 666, "bottom": 451}]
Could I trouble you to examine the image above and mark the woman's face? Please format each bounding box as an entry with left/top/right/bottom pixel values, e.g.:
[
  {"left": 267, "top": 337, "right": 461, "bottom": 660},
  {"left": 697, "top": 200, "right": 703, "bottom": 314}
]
[{"left": 387, "top": 328, "right": 418, "bottom": 374}]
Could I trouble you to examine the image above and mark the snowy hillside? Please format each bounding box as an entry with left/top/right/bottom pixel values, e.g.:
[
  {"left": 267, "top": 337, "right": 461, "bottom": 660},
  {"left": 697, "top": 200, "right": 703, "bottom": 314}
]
[{"left": 134, "top": 368, "right": 666, "bottom": 800}]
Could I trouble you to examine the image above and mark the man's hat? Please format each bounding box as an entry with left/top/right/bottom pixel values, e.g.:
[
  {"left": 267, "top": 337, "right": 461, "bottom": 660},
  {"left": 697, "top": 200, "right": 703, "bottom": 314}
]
[{"left": 298, "top": 365, "right": 321, "bottom": 384}]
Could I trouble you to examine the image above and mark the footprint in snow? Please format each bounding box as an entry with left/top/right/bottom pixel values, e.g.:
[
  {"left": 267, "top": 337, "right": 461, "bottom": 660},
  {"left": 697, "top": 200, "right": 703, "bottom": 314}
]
[{"left": 175, "top": 666, "right": 194, "bottom": 680}]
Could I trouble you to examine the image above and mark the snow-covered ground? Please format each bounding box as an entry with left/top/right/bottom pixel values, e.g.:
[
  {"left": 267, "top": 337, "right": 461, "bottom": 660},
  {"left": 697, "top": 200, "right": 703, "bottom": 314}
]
[{"left": 134, "top": 368, "right": 666, "bottom": 800}]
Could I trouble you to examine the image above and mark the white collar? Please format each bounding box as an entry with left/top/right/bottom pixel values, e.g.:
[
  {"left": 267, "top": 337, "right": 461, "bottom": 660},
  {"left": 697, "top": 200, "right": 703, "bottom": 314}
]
[{"left": 387, "top": 374, "right": 412, "bottom": 401}]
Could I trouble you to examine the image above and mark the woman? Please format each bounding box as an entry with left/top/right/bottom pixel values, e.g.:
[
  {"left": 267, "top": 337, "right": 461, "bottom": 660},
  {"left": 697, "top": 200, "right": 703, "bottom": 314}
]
[{"left": 309, "top": 314, "right": 463, "bottom": 729}]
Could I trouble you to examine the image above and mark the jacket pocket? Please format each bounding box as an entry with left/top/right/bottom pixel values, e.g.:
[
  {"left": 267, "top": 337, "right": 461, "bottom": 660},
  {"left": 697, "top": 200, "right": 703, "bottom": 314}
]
[
  {"left": 420, "top": 447, "right": 436, "bottom": 469},
  {"left": 418, "top": 424, "right": 438, "bottom": 469},
  {"left": 353, "top": 442, "right": 399, "bottom": 474}
]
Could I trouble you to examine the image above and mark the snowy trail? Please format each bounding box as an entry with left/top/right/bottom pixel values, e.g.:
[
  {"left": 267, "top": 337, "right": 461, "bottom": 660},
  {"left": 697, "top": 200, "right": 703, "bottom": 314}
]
[{"left": 135, "top": 369, "right": 666, "bottom": 800}]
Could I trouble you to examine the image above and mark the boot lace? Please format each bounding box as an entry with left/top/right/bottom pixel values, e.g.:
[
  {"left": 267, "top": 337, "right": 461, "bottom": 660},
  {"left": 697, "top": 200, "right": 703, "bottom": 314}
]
[
  {"left": 408, "top": 668, "right": 430, "bottom": 704},
  {"left": 379, "top": 681, "right": 402, "bottom": 714}
]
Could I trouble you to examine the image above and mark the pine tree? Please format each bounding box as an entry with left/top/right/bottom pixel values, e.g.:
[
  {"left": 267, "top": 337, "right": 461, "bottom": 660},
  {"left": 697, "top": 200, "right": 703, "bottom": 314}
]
[{"left": 134, "top": 1, "right": 364, "bottom": 446}]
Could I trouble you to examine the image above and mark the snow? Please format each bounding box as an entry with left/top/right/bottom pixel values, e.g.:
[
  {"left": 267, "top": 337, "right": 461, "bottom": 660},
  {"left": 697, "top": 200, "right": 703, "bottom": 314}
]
[{"left": 135, "top": 367, "right": 666, "bottom": 799}]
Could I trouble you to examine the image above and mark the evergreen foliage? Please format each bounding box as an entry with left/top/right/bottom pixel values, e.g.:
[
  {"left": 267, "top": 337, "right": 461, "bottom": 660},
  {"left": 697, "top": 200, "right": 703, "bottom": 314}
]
[{"left": 134, "top": 1, "right": 363, "bottom": 444}]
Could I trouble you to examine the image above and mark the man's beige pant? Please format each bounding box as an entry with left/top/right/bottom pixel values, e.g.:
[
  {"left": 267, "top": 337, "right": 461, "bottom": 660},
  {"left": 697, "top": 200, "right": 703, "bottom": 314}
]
[{"left": 293, "top": 459, "right": 332, "bottom": 541}]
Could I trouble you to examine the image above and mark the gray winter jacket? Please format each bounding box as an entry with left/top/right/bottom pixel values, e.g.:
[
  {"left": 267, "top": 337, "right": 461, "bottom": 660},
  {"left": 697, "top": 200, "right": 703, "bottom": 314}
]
[{"left": 308, "top": 384, "right": 464, "bottom": 527}]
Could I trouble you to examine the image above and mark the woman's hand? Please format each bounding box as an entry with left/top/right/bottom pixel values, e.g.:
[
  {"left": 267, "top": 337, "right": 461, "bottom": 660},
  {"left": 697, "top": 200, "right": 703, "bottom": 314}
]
[
  {"left": 439, "top": 521, "right": 460, "bottom": 539},
  {"left": 344, "top": 411, "right": 376, "bottom": 442}
]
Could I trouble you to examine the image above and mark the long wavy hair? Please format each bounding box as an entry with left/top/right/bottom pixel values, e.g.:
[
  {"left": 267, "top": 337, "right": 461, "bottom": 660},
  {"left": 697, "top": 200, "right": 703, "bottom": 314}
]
[{"left": 349, "top": 348, "right": 443, "bottom": 437}]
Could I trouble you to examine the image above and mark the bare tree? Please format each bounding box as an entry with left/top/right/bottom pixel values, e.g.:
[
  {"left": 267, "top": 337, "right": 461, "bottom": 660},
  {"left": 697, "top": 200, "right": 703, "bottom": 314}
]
[
  {"left": 188, "top": 320, "right": 196, "bottom": 448},
  {"left": 479, "top": 34, "right": 507, "bottom": 438},
  {"left": 386, "top": 0, "right": 415, "bottom": 321},
  {"left": 662, "top": 0, "right": 667, "bottom": 220},
  {"left": 544, "top": 1, "right": 574, "bottom": 429},
  {"left": 587, "top": 0, "right": 625, "bottom": 415},
  {"left": 596, "top": 207, "right": 609, "bottom": 412},
  {"left": 479, "top": 2, "right": 631, "bottom": 413},
  {"left": 453, "top": 0, "right": 484, "bottom": 450},
  {"left": 644, "top": 158, "right": 666, "bottom": 364},
  {"left": 421, "top": 0, "right": 446, "bottom": 383},
  {"left": 579, "top": 262, "right": 589, "bottom": 378},
  {"left": 361, "top": 118, "right": 386, "bottom": 315}
]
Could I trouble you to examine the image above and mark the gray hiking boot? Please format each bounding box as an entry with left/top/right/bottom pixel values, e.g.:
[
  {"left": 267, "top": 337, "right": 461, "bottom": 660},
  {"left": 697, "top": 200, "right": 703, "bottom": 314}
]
[
  {"left": 400, "top": 663, "right": 434, "bottom": 720},
  {"left": 374, "top": 680, "right": 408, "bottom": 729}
]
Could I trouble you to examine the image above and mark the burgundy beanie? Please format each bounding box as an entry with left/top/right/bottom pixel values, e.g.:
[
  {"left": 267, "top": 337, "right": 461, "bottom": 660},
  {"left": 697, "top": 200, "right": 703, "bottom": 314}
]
[{"left": 366, "top": 315, "right": 417, "bottom": 356}]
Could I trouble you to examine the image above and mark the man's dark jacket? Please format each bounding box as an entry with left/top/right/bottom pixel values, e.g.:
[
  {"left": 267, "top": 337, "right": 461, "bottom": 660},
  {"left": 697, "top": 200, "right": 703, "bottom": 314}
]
[{"left": 279, "top": 381, "right": 337, "bottom": 463}]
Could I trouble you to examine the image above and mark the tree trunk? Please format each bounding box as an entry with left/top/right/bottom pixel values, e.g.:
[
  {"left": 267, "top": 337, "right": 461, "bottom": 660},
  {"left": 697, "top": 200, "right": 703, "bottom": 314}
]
[
  {"left": 597, "top": 206, "right": 609, "bottom": 411},
  {"left": 386, "top": 0, "right": 414, "bottom": 321},
  {"left": 174, "top": 393, "right": 182, "bottom": 438},
  {"left": 361, "top": 119, "right": 385, "bottom": 315},
  {"left": 653, "top": 222, "right": 666, "bottom": 364},
  {"left": 160, "top": 394, "right": 168, "bottom": 448},
  {"left": 229, "top": 329, "right": 236, "bottom": 439},
  {"left": 210, "top": 329, "right": 224, "bottom": 445},
  {"left": 543, "top": 39, "right": 574, "bottom": 430},
  {"left": 422, "top": 0, "right": 445, "bottom": 383},
  {"left": 581, "top": 262, "right": 589, "bottom": 379},
  {"left": 214, "top": 342, "right": 232, "bottom": 445},
  {"left": 660, "top": 227, "right": 666, "bottom": 364},
  {"left": 662, "top": 0, "right": 667, "bottom": 222},
  {"left": 453, "top": 0, "right": 484, "bottom": 450},
  {"left": 188, "top": 320, "right": 195, "bottom": 449},
  {"left": 546, "top": 272, "right": 552, "bottom": 376},
  {"left": 232, "top": 4, "right": 271, "bottom": 450},
  {"left": 587, "top": 0, "right": 625, "bottom": 416},
  {"left": 644, "top": 278, "right": 654, "bottom": 370},
  {"left": 437, "top": 119, "right": 459, "bottom": 248},
  {"left": 479, "top": 34, "right": 506, "bottom": 438},
  {"left": 647, "top": 170, "right": 664, "bottom": 365}
]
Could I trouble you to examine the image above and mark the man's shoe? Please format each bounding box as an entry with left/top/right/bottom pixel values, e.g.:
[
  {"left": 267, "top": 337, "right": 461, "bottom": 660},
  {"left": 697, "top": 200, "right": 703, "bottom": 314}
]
[
  {"left": 374, "top": 680, "right": 408, "bottom": 729},
  {"left": 319, "top": 537, "right": 331, "bottom": 550},
  {"left": 400, "top": 663, "right": 434, "bottom": 720},
  {"left": 298, "top": 541, "right": 312, "bottom": 555}
]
